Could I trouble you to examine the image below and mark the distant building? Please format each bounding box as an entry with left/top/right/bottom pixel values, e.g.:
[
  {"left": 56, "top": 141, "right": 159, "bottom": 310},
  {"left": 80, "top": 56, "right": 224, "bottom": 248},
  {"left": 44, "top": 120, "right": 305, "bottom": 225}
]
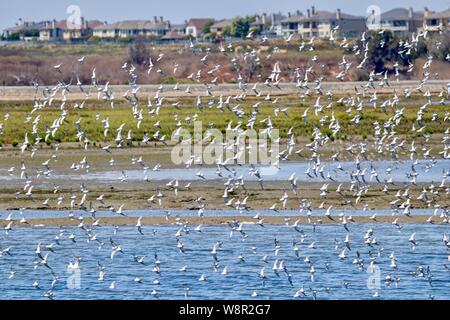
[
  {"left": 3, "top": 18, "right": 102, "bottom": 41},
  {"left": 423, "top": 8, "right": 450, "bottom": 33},
  {"left": 4, "top": 6, "right": 446, "bottom": 43},
  {"left": 276, "top": 11, "right": 303, "bottom": 36},
  {"left": 169, "top": 23, "right": 186, "bottom": 34},
  {"left": 210, "top": 19, "right": 233, "bottom": 35},
  {"left": 185, "top": 18, "right": 214, "bottom": 38},
  {"left": 250, "top": 13, "right": 282, "bottom": 34},
  {"left": 3, "top": 21, "right": 46, "bottom": 40},
  {"left": 39, "top": 19, "right": 103, "bottom": 41},
  {"left": 93, "top": 18, "right": 170, "bottom": 39},
  {"left": 266, "top": 13, "right": 286, "bottom": 36},
  {"left": 63, "top": 19, "right": 103, "bottom": 41},
  {"left": 38, "top": 21, "right": 62, "bottom": 41},
  {"left": 161, "top": 30, "right": 187, "bottom": 42},
  {"left": 368, "top": 8, "right": 423, "bottom": 37},
  {"left": 277, "top": 6, "right": 366, "bottom": 38}
]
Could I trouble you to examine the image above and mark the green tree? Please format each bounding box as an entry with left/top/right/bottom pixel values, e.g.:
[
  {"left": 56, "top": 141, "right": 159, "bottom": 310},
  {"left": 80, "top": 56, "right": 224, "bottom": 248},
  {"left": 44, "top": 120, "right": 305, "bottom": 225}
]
[
  {"left": 425, "top": 33, "right": 450, "bottom": 61},
  {"left": 86, "top": 36, "right": 101, "bottom": 44},
  {"left": 230, "top": 16, "right": 256, "bottom": 38},
  {"left": 222, "top": 26, "right": 232, "bottom": 37},
  {"left": 7, "top": 32, "right": 20, "bottom": 41},
  {"left": 23, "top": 30, "right": 39, "bottom": 37},
  {"left": 364, "top": 31, "right": 410, "bottom": 72},
  {"left": 202, "top": 20, "right": 215, "bottom": 34}
]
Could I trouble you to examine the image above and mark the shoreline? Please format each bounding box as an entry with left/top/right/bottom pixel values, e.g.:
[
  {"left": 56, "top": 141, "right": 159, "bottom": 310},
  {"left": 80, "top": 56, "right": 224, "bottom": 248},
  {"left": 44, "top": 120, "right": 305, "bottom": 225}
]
[
  {"left": 0, "top": 178, "right": 447, "bottom": 211},
  {"left": 1, "top": 215, "right": 446, "bottom": 227},
  {"left": 1, "top": 81, "right": 448, "bottom": 101}
]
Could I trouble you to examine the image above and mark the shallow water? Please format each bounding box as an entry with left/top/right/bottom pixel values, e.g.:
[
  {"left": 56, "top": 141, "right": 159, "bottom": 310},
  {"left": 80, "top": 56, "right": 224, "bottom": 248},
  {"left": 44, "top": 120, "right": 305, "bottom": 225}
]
[
  {"left": 0, "top": 222, "right": 448, "bottom": 300},
  {"left": 65, "top": 159, "right": 450, "bottom": 183},
  {"left": 1, "top": 159, "right": 448, "bottom": 183},
  {"left": 0, "top": 208, "right": 446, "bottom": 220}
]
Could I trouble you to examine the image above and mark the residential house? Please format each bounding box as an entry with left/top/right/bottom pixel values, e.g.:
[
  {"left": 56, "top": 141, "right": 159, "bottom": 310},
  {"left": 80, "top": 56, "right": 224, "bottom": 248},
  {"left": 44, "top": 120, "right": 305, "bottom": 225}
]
[
  {"left": 210, "top": 19, "right": 233, "bottom": 35},
  {"left": 61, "top": 19, "right": 103, "bottom": 41},
  {"left": 169, "top": 23, "right": 186, "bottom": 34},
  {"left": 39, "top": 18, "right": 103, "bottom": 41},
  {"left": 423, "top": 8, "right": 450, "bottom": 33},
  {"left": 267, "top": 13, "right": 287, "bottom": 36},
  {"left": 368, "top": 8, "right": 423, "bottom": 37},
  {"left": 250, "top": 14, "right": 270, "bottom": 34},
  {"left": 250, "top": 13, "right": 286, "bottom": 35},
  {"left": 277, "top": 7, "right": 366, "bottom": 38},
  {"left": 93, "top": 18, "right": 170, "bottom": 39},
  {"left": 160, "top": 31, "right": 187, "bottom": 42},
  {"left": 277, "top": 11, "right": 303, "bottom": 36},
  {"left": 3, "top": 21, "right": 45, "bottom": 40},
  {"left": 38, "top": 21, "right": 62, "bottom": 41},
  {"left": 3, "top": 18, "right": 101, "bottom": 41},
  {"left": 185, "top": 18, "right": 214, "bottom": 38}
]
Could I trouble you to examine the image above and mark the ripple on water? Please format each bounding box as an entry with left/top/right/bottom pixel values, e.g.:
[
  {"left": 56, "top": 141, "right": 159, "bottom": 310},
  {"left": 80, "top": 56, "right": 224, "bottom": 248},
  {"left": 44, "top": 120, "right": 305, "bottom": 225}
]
[{"left": 0, "top": 223, "right": 449, "bottom": 300}]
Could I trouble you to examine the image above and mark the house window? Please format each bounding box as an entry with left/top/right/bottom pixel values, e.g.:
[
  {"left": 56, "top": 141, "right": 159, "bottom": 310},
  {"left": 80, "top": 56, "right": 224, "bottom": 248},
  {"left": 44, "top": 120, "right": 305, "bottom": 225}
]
[{"left": 393, "top": 20, "right": 406, "bottom": 27}]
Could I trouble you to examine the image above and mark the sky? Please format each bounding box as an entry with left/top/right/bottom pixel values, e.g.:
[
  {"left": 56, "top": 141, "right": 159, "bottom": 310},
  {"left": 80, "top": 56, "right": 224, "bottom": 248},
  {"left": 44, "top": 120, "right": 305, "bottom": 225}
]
[{"left": 1, "top": 0, "right": 449, "bottom": 32}]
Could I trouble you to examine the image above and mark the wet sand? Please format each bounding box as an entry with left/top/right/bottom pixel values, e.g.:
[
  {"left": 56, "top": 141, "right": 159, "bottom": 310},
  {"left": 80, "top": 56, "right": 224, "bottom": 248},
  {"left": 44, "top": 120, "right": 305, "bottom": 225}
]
[
  {"left": 0, "top": 121, "right": 446, "bottom": 212},
  {"left": 0, "top": 141, "right": 448, "bottom": 211},
  {"left": 1, "top": 81, "right": 447, "bottom": 101},
  {"left": 0, "top": 215, "right": 445, "bottom": 227},
  {"left": 0, "top": 181, "right": 447, "bottom": 211}
]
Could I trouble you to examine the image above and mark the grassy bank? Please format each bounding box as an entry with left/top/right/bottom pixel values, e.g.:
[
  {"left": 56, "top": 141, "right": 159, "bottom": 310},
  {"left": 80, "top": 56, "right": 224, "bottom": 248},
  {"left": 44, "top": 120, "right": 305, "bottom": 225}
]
[{"left": 0, "top": 96, "right": 446, "bottom": 147}]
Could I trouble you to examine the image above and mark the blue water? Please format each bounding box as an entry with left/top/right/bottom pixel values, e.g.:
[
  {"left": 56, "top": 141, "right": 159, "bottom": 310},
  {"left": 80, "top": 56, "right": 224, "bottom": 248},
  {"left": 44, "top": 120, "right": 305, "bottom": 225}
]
[
  {"left": 0, "top": 208, "right": 447, "bottom": 220},
  {"left": 1, "top": 159, "right": 448, "bottom": 183},
  {"left": 0, "top": 222, "right": 448, "bottom": 300},
  {"left": 68, "top": 159, "right": 450, "bottom": 183}
]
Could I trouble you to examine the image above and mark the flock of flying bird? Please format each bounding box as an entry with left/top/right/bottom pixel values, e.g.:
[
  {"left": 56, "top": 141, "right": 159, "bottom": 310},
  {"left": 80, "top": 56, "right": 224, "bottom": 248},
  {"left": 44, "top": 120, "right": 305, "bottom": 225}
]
[{"left": 0, "top": 26, "right": 449, "bottom": 299}]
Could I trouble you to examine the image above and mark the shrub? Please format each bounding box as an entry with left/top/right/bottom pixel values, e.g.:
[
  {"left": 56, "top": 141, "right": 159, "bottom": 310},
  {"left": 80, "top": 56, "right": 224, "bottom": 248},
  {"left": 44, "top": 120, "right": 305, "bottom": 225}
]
[
  {"left": 7, "top": 32, "right": 20, "bottom": 41},
  {"left": 86, "top": 36, "right": 101, "bottom": 44},
  {"left": 129, "top": 36, "right": 149, "bottom": 65},
  {"left": 202, "top": 20, "right": 215, "bottom": 34},
  {"left": 158, "top": 76, "right": 195, "bottom": 85},
  {"left": 354, "top": 70, "right": 369, "bottom": 81},
  {"left": 362, "top": 31, "right": 412, "bottom": 72},
  {"left": 425, "top": 33, "right": 450, "bottom": 61}
]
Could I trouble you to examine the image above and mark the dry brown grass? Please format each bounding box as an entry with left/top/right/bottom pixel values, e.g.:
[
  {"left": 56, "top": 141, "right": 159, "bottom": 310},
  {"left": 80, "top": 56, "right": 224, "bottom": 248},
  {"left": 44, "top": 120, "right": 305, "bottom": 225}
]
[{"left": 1, "top": 41, "right": 448, "bottom": 87}]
